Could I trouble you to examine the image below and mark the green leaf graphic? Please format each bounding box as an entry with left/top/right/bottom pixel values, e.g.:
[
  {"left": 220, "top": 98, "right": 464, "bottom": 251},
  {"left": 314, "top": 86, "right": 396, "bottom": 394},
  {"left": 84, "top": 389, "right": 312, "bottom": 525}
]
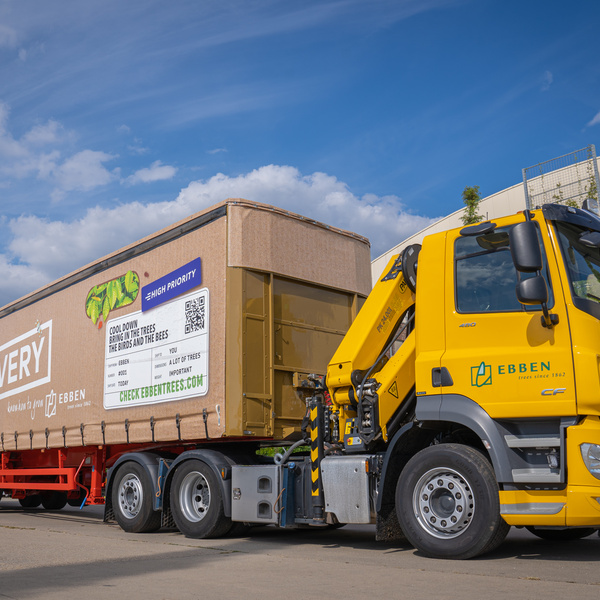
[
  {"left": 89, "top": 300, "right": 100, "bottom": 325},
  {"left": 86, "top": 271, "right": 140, "bottom": 326}
]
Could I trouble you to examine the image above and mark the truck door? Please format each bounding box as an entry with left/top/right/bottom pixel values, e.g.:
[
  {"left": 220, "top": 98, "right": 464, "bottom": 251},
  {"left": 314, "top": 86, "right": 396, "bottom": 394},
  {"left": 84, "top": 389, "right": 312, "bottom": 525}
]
[{"left": 441, "top": 221, "right": 576, "bottom": 419}]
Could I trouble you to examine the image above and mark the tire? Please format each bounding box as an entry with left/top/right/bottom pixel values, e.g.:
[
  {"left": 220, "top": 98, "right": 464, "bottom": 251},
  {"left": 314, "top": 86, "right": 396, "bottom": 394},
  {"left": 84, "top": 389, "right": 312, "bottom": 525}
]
[
  {"left": 170, "top": 459, "right": 231, "bottom": 538},
  {"left": 41, "top": 491, "right": 67, "bottom": 510},
  {"left": 396, "top": 443, "right": 510, "bottom": 559},
  {"left": 526, "top": 526, "right": 597, "bottom": 541},
  {"left": 67, "top": 489, "right": 87, "bottom": 507},
  {"left": 19, "top": 495, "right": 42, "bottom": 509},
  {"left": 111, "top": 462, "right": 161, "bottom": 533}
]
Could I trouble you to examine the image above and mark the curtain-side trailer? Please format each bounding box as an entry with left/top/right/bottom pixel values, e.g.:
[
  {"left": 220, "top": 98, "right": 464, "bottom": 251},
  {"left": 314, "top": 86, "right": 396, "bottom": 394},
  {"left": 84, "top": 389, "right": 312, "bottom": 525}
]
[{"left": 0, "top": 199, "right": 370, "bottom": 537}]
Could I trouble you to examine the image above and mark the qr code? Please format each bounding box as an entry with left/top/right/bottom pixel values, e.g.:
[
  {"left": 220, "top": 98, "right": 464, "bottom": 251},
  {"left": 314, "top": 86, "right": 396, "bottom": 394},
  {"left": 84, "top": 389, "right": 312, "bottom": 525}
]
[{"left": 185, "top": 296, "right": 206, "bottom": 334}]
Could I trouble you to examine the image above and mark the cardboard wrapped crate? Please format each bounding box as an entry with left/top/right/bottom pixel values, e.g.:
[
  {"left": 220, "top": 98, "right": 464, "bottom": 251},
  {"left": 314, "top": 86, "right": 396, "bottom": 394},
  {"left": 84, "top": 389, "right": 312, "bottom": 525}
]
[{"left": 0, "top": 200, "right": 371, "bottom": 451}]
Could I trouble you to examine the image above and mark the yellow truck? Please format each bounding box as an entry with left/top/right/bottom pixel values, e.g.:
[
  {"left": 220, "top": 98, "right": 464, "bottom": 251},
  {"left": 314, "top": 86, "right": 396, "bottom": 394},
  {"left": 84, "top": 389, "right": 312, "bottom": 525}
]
[
  {"left": 1, "top": 199, "right": 599, "bottom": 559},
  {"left": 326, "top": 200, "right": 600, "bottom": 557}
]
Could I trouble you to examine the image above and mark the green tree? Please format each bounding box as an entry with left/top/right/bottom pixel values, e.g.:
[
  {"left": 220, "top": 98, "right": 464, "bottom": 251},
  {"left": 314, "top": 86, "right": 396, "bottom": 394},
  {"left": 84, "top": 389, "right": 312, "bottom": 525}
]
[
  {"left": 460, "top": 185, "right": 483, "bottom": 225},
  {"left": 586, "top": 149, "right": 598, "bottom": 203}
]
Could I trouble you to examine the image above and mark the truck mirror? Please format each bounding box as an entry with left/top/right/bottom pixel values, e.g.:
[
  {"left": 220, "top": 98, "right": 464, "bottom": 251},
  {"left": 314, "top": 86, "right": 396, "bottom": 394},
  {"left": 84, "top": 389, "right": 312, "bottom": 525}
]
[
  {"left": 516, "top": 275, "right": 548, "bottom": 305},
  {"left": 509, "top": 221, "right": 542, "bottom": 272}
]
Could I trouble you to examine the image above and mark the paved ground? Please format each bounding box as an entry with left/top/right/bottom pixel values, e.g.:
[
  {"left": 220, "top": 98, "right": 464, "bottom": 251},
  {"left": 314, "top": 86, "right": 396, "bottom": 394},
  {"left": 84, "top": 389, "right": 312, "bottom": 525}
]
[{"left": 0, "top": 499, "right": 599, "bottom": 600}]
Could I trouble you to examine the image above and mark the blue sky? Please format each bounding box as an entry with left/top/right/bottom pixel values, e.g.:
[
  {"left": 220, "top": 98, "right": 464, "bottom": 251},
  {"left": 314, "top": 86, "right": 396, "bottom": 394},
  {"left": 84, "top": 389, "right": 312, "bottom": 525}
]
[{"left": 1, "top": 0, "right": 600, "bottom": 307}]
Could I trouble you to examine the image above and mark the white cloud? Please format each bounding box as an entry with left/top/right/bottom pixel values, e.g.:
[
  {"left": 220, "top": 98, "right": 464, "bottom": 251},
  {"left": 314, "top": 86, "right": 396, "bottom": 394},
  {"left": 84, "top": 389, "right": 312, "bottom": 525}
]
[
  {"left": 0, "top": 24, "right": 17, "bottom": 48},
  {"left": 0, "top": 254, "right": 48, "bottom": 307},
  {"left": 35, "top": 150, "right": 61, "bottom": 179},
  {"left": 0, "top": 164, "right": 438, "bottom": 307},
  {"left": 52, "top": 149, "right": 117, "bottom": 194},
  {"left": 0, "top": 102, "right": 28, "bottom": 160},
  {"left": 587, "top": 111, "right": 600, "bottom": 127},
  {"left": 175, "top": 166, "right": 436, "bottom": 255},
  {"left": 22, "top": 120, "right": 67, "bottom": 146},
  {"left": 127, "top": 160, "right": 177, "bottom": 184},
  {"left": 0, "top": 105, "right": 66, "bottom": 153},
  {"left": 0, "top": 105, "right": 115, "bottom": 195},
  {"left": 541, "top": 70, "right": 553, "bottom": 92},
  {"left": 117, "top": 126, "right": 150, "bottom": 155},
  {"left": 0, "top": 102, "right": 9, "bottom": 132},
  {"left": 0, "top": 105, "right": 181, "bottom": 203},
  {"left": 128, "top": 143, "right": 150, "bottom": 155},
  {"left": 10, "top": 149, "right": 60, "bottom": 180},
  {"left": 0, "top": 107, "right": 72, "bottom": 182}
]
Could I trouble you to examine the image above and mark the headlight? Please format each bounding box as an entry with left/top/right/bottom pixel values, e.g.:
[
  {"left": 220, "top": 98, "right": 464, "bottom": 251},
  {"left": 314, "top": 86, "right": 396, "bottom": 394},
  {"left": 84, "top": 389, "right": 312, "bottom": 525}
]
[{"left": 581, "top": 443, "right": 600, "bottom": 479}]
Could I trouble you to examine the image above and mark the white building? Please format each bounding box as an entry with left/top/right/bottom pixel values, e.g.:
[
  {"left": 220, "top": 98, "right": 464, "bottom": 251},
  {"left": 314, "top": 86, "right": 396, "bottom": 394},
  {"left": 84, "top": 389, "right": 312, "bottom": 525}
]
[{"left": 371, "top": 147, "right": 600, "bottom": 283}]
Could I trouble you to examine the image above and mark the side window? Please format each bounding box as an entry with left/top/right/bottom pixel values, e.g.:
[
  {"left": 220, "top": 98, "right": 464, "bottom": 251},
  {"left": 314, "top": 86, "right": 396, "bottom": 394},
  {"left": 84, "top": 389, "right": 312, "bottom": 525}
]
[{"left": 455, "top": 226, "right": 553, "bottom": 314}]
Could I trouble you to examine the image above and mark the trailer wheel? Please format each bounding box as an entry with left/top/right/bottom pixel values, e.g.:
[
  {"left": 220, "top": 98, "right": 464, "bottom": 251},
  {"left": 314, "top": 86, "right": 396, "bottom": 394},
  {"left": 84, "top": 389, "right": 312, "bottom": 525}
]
[
  {"left": 171, "top": 459, "right": 231, "bottom": 538},
  {"left": 41, "top": 491, "right": 67, "bottom": 510},
  {"left": 396, "top": 443, "right": 509, "bottom": 559},
  {"left": 112, "top": 462, "right": 161, "bottom": 533},
  {"left": 19, "top": 495, "right": 42, "bottom": 509},
  {"left": 67, "top": 489, "right": 87, "bottom": 507},
  {"left": 526, "top": 526, "right": 597, "bottom": 541}
]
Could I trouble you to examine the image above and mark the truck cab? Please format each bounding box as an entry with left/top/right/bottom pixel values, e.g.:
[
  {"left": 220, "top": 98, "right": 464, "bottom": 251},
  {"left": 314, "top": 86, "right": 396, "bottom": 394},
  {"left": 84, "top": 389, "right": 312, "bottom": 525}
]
[{"left": 324, "top": 203, "right": 600, "bottom": 558}]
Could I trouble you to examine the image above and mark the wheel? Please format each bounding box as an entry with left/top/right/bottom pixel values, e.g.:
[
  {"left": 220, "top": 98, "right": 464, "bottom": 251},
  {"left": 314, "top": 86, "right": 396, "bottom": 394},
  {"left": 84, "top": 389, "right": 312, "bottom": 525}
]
[
  {"left": 396, "top": 443, "right": 510, "bottom": 559},
  {"left": 111, "top": 462, "right": 161, "bottom": 533},
  {"left": 170, "top": 459, "right": 231, "bottom": 538},
  {"left": 41, "top": 491, "right": 67, "bottom": 510},
  {"left": 67, "top": 489, "right": 87, "bottom": 507},
  {"left": 19, "top": 495, "right": 42, "bottom": 509},
  {"left": 526, "top": 526, "right": 597, "bottom": 541}
]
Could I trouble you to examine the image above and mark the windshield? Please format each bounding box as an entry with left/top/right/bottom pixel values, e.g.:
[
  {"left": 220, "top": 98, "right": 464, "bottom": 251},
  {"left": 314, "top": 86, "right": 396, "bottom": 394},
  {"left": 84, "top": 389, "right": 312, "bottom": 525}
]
[{"left": 555, "top": 221, "right": 600, "bottom": 319}]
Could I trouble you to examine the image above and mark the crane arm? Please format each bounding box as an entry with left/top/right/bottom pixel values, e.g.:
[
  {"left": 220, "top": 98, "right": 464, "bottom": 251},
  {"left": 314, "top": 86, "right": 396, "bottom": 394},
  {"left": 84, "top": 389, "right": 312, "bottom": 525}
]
[{"left": 326, "top": 244, "right": 420, "bottom": 448}]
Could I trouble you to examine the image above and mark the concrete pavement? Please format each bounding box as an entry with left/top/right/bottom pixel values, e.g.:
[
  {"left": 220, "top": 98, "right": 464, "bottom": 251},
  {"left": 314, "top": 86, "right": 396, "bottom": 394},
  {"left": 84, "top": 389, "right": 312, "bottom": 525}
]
[{"left": 0, "top": 499, "right": 598, "bottom": 600}]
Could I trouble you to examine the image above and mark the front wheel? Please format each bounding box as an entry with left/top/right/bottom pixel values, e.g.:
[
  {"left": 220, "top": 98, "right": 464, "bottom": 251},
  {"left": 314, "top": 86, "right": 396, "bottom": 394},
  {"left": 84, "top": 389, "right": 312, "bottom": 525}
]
[
  {"left": 111, "top": 462, "right": 161, "bottom": 533},
  {"left": 170, "top": 460, "right": 232, "bottom": 538},
  {"left": 396, "top": 443, "right": 509, "bottom": 559}
]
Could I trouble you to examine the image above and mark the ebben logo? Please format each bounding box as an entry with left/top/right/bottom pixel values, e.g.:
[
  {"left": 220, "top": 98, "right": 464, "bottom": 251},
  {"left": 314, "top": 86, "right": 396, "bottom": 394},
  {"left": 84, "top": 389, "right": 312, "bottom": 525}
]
[
  {"left": 43, "top": 388, "right": 85, "bottom": 419},
  {"left": 0, "top": 321, "right": 52, "bottom": 401},
  {"left": 470, "top": 359, "right": 555, "bottom": 387},
  {"left": 45, "top": 390, "right": 57, "bottom": 418},
  {"left": 471, "top": 361, "right": 492, "bottom": 387}
]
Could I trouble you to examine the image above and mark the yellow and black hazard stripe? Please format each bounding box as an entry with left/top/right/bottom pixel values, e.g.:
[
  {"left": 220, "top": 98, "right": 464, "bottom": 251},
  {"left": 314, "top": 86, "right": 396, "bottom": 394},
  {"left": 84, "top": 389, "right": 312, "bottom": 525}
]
[{"left": 309, "top": 398, "right": 325, "bottom": 520}]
